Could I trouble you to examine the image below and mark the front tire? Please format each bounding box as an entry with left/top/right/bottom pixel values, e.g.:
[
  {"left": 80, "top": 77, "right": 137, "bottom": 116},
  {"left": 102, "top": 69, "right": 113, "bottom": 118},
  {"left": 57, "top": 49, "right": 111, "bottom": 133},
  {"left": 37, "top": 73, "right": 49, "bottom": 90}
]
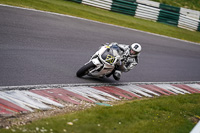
[{"left": 76, "top": 61, "right": 95, "bottom": 77}]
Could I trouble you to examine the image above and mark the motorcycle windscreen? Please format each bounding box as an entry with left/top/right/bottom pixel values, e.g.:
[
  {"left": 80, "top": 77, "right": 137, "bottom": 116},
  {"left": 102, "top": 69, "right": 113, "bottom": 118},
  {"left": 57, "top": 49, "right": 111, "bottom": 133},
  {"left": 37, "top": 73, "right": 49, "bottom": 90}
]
[{"left": 101, "top": 49, "right": 116, "bottom": 64}]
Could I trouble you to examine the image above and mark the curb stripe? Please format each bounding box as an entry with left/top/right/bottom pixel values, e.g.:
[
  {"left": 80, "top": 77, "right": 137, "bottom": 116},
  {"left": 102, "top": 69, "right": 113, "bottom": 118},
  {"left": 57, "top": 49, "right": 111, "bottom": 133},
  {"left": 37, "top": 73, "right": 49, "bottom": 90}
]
[
  {"left": 0, "top": 82, "right": 200, "bottom": 117},
  {"left": 6, "top": 91, "right": 51, "bottom": 110},
  {"left": 151, "top": 85, "right": 175, "bottom": 95},
  {"left": 107, "top": 86, "right": 141, "bottom": 98},
  {"left": 78, "top": 86, "right": 116, "bottom": 101},
  {"left": 0, "top": 92, "right": 34, "bottom": 112},
  {"left": 92, "top": 86, "right": 122, "bottom": 99},
  {"left": 0, "top": 106, "right": 14, "bottom": 115},
  {"left": 155, "top": 84, "right": 185, "bottom": 94},
  {"left": 49, "top": 88, "right": 93, "bottom": 103},
  {"left": 93, "top": 86, "right": 133, "bottom": 99},
  {"left": 64, "top": 87, "right": 110, "bottom": 102},
  {"left": 42, "top": 89, "right": 80, "bottom": 105},
  {"left": 139, "top": 85, "right": 170, "bottom": 95},
  {"left": 186, "top": 84, "right": 200, "bottom": 91},
  {"left": 63, "top": 87, "right": 96, "bottom": 102},
  {"left": 173, "top": 84, "right": 200, "bottom": 93},
  {"left": 132, "top": 85, "right": 160, "bottom": 96},
  {"left": 116, "top": 85, "right": 151, "bottom": 97},
  {"left": 0, "top": 98, "right": 27, "bottom": 113},
  {"left": 20, "top": 90, "right": 63, "bottom": 107},
  {"left": 172, "top": 84, "right": 196, "bottom": 93},
  {"left": 31, "top": 90, "right": 60, "bottom": 103},
  {"left": 62, "top": 88, "right": 94, "bottom": 103},
  {"left": 0, "top": 103, "right": 20, "bottom": 113}
]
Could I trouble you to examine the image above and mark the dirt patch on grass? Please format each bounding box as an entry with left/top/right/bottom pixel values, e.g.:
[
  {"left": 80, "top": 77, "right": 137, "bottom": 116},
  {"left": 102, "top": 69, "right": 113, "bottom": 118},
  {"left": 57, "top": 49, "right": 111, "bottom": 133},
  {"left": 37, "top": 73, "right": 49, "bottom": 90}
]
[
  {"left": 0, "top": 100, "right": 123, "bottom": 129},
  {"left": 190, "top": 115, "right": 200, "bottom": 124},
  {"left": 0, "top": 103, "right": 94, "bottom": 129}
]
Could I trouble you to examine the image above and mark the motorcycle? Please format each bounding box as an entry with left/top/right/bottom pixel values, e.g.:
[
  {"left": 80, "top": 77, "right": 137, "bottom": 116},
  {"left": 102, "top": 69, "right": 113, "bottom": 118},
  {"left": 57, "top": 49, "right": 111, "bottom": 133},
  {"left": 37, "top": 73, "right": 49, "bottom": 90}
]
[{"left": 76, "top": 44, "right": 121, "bottom": 80}]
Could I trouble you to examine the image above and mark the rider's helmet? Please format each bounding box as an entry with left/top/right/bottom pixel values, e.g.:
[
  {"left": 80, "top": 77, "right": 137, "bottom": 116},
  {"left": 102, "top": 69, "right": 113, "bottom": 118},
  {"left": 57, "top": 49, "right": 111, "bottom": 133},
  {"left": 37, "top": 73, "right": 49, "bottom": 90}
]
[{"left": 129, "top": 43, "right": 142, "bottom": 57}]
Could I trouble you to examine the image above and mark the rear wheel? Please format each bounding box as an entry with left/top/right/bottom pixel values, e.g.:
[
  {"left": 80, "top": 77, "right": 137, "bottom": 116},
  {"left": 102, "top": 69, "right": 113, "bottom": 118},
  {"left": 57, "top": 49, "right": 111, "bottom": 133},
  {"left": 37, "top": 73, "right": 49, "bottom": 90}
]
[{"left": 76, "top": 61, "right": 96, "bottom": 77}]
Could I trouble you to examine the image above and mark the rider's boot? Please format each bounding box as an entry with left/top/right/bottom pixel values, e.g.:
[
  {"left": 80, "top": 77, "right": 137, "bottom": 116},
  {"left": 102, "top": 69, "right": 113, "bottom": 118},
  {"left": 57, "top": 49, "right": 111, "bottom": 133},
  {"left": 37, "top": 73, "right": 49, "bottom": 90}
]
[{"left": 113, "top": 70, "right": 121, "bottom": 81}]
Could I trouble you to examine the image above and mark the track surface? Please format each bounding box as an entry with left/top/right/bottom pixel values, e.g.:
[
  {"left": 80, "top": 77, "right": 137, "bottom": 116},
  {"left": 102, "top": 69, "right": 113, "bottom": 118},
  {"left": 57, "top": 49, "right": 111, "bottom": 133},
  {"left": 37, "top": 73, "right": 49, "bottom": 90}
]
[{"left": 0, "top": 5, "right": 200, "bottom": 86}]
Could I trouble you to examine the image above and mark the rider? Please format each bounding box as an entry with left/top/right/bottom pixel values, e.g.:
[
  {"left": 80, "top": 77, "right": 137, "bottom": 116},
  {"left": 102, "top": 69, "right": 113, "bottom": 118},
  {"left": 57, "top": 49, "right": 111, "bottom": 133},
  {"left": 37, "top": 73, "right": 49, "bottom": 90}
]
[{"left": 106, "top": 42, "right": 142, "bottom": 80}]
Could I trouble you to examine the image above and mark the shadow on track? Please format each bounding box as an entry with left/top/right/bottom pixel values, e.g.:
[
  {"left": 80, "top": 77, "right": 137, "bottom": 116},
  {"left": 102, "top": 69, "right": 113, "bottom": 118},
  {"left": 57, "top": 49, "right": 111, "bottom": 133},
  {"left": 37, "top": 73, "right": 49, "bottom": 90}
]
[{"left": 76, "top": 76, "right": 117, "bottom": 83}]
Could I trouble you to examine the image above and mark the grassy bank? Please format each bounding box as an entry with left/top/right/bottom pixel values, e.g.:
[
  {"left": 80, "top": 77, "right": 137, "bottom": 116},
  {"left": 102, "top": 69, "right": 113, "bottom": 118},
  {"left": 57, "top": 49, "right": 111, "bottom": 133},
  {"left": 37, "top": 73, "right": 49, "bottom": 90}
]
[
  {"left": 0, "top": 0, "right": 200, "bottom": 43},
  {"left": 152, "top": 0, "right": 200, "bottom": 11},
  {"left": 1, "top": 93, "right": 200, "bottom": 133}
]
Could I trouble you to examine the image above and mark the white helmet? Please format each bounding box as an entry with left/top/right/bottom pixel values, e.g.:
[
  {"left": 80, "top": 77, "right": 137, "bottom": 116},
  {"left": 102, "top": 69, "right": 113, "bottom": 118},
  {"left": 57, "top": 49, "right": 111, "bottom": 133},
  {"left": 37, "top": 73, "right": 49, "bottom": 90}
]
[{"left": 129, "top": 43, "right": 142, "bottom": 56}]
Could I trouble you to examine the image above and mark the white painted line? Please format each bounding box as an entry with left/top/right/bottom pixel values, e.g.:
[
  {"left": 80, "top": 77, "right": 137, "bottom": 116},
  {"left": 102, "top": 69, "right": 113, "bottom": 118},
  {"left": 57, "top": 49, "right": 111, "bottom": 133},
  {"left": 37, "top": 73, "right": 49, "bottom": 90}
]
[
  {"left": 156, "top": 84, "right": 190, "bottom": 94},
  {"left": 63, "top": 87, "right": 96, "bottom": 102},
  {"left": 131, "top": 85, "right": 160, "bottom": 96},
  {"left": 121, "top": 85, "right": 162, "bottom": 97},
  {"left": 0, "top": 4, "right": 200, "bottom": 46},
  {"left": 79, "top": 87, "right": 120, "bottom": 101},
  {"left": 186, "top": 84, "right": 200, "bottom": 91},
  {"left": 190, "top": 121, "right": 200, "bottom": 133},
  {"left": 64, "top": 87, "right": 112, "bottom": 102},
  {"left": 155, "top": 84, "right": 180, "bottom": 94},
  {"left": 170, "top": 85, "right": 191, "bottom": 94},
  {"left": 4, "top": 91, "right": 50, "bottom": 110},
  {"left": 80, "top": 87, "right": 120, "bottom": 100},
  {"left": 77, "top": 87, "right": 111, "bottom": 101},
  {"left": 116, "top": 86, "right": 143, "bottom": 97},
  {"left": 19, "top": 91, "right": 52, "bottom": 110},
  {"left": 0, "top": 92, "right": 34, "bottom": 112},
  {"left": 21, "top": 90, "right": 63, "bottom": 108}
]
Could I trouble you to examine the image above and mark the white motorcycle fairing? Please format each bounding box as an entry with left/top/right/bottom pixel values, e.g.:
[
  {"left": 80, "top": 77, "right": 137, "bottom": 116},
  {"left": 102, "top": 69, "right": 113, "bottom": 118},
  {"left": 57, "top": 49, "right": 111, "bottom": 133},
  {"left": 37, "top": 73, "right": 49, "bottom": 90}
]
[{"left": 76, "top": 45, "right": 120, "bottom": 78}]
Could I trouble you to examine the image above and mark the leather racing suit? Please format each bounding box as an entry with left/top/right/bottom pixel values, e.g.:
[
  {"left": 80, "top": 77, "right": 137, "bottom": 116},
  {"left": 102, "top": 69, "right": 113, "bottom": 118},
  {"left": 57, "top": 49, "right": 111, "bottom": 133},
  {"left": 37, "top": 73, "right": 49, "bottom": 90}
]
[{"left": 109, "top": 42, "right": 139, "bottom": 72}]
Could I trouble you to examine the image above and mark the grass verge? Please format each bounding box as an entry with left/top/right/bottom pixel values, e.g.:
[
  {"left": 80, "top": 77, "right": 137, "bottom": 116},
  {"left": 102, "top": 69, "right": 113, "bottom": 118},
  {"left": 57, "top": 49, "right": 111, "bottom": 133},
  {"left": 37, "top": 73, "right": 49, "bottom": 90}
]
[
  {"left": 0, "top": 0, "right": 200, "bottom": 43},
  {"left": 0, "top": 93, "right": 200, "bottom": 133},
  {"left": 152, "top": 0, "right": 200, "bottom": 11}
]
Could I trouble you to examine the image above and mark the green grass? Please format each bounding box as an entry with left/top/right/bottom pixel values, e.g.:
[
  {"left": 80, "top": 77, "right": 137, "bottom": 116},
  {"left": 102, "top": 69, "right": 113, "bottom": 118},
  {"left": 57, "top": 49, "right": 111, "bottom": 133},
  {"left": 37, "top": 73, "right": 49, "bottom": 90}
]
[
  {"left": 0, "top": 0, "right": 200, "bottom": 43},
  {"left": 152, "top": 0, "right": 200, "bottom": 11},
  {"left": 1, "top": 93, "right": 200, "bottom": 133}
]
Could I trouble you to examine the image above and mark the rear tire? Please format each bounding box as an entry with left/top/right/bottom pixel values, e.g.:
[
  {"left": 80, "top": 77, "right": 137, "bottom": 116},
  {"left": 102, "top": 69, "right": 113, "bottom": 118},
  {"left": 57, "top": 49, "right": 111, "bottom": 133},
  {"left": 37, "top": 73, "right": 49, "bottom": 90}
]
[{"left": 76, "top": 61, "right": 95, "bottom": 77}]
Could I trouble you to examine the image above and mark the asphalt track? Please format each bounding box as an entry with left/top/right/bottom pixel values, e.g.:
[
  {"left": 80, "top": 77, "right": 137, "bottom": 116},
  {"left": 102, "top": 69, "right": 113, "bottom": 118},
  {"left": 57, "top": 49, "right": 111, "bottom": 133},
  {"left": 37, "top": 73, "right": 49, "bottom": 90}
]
[{"left": 0, "top": 5, "right": 200, "bottom": 87}]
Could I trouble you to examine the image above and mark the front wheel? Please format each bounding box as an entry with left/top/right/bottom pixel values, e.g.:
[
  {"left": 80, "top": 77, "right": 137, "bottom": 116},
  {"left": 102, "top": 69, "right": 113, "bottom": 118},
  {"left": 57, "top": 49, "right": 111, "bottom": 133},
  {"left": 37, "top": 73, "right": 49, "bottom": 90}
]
[{"left": 76, "top": 61, "right": 96, "bottom": 77}]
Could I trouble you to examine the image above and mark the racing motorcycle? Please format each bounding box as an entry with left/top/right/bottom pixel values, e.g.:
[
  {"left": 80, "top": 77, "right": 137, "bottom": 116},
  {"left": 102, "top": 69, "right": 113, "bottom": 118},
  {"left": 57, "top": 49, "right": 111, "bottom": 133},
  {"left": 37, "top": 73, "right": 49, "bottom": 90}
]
[{"left": 76, "top": 44, "right": 121, "bottom": 80}]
